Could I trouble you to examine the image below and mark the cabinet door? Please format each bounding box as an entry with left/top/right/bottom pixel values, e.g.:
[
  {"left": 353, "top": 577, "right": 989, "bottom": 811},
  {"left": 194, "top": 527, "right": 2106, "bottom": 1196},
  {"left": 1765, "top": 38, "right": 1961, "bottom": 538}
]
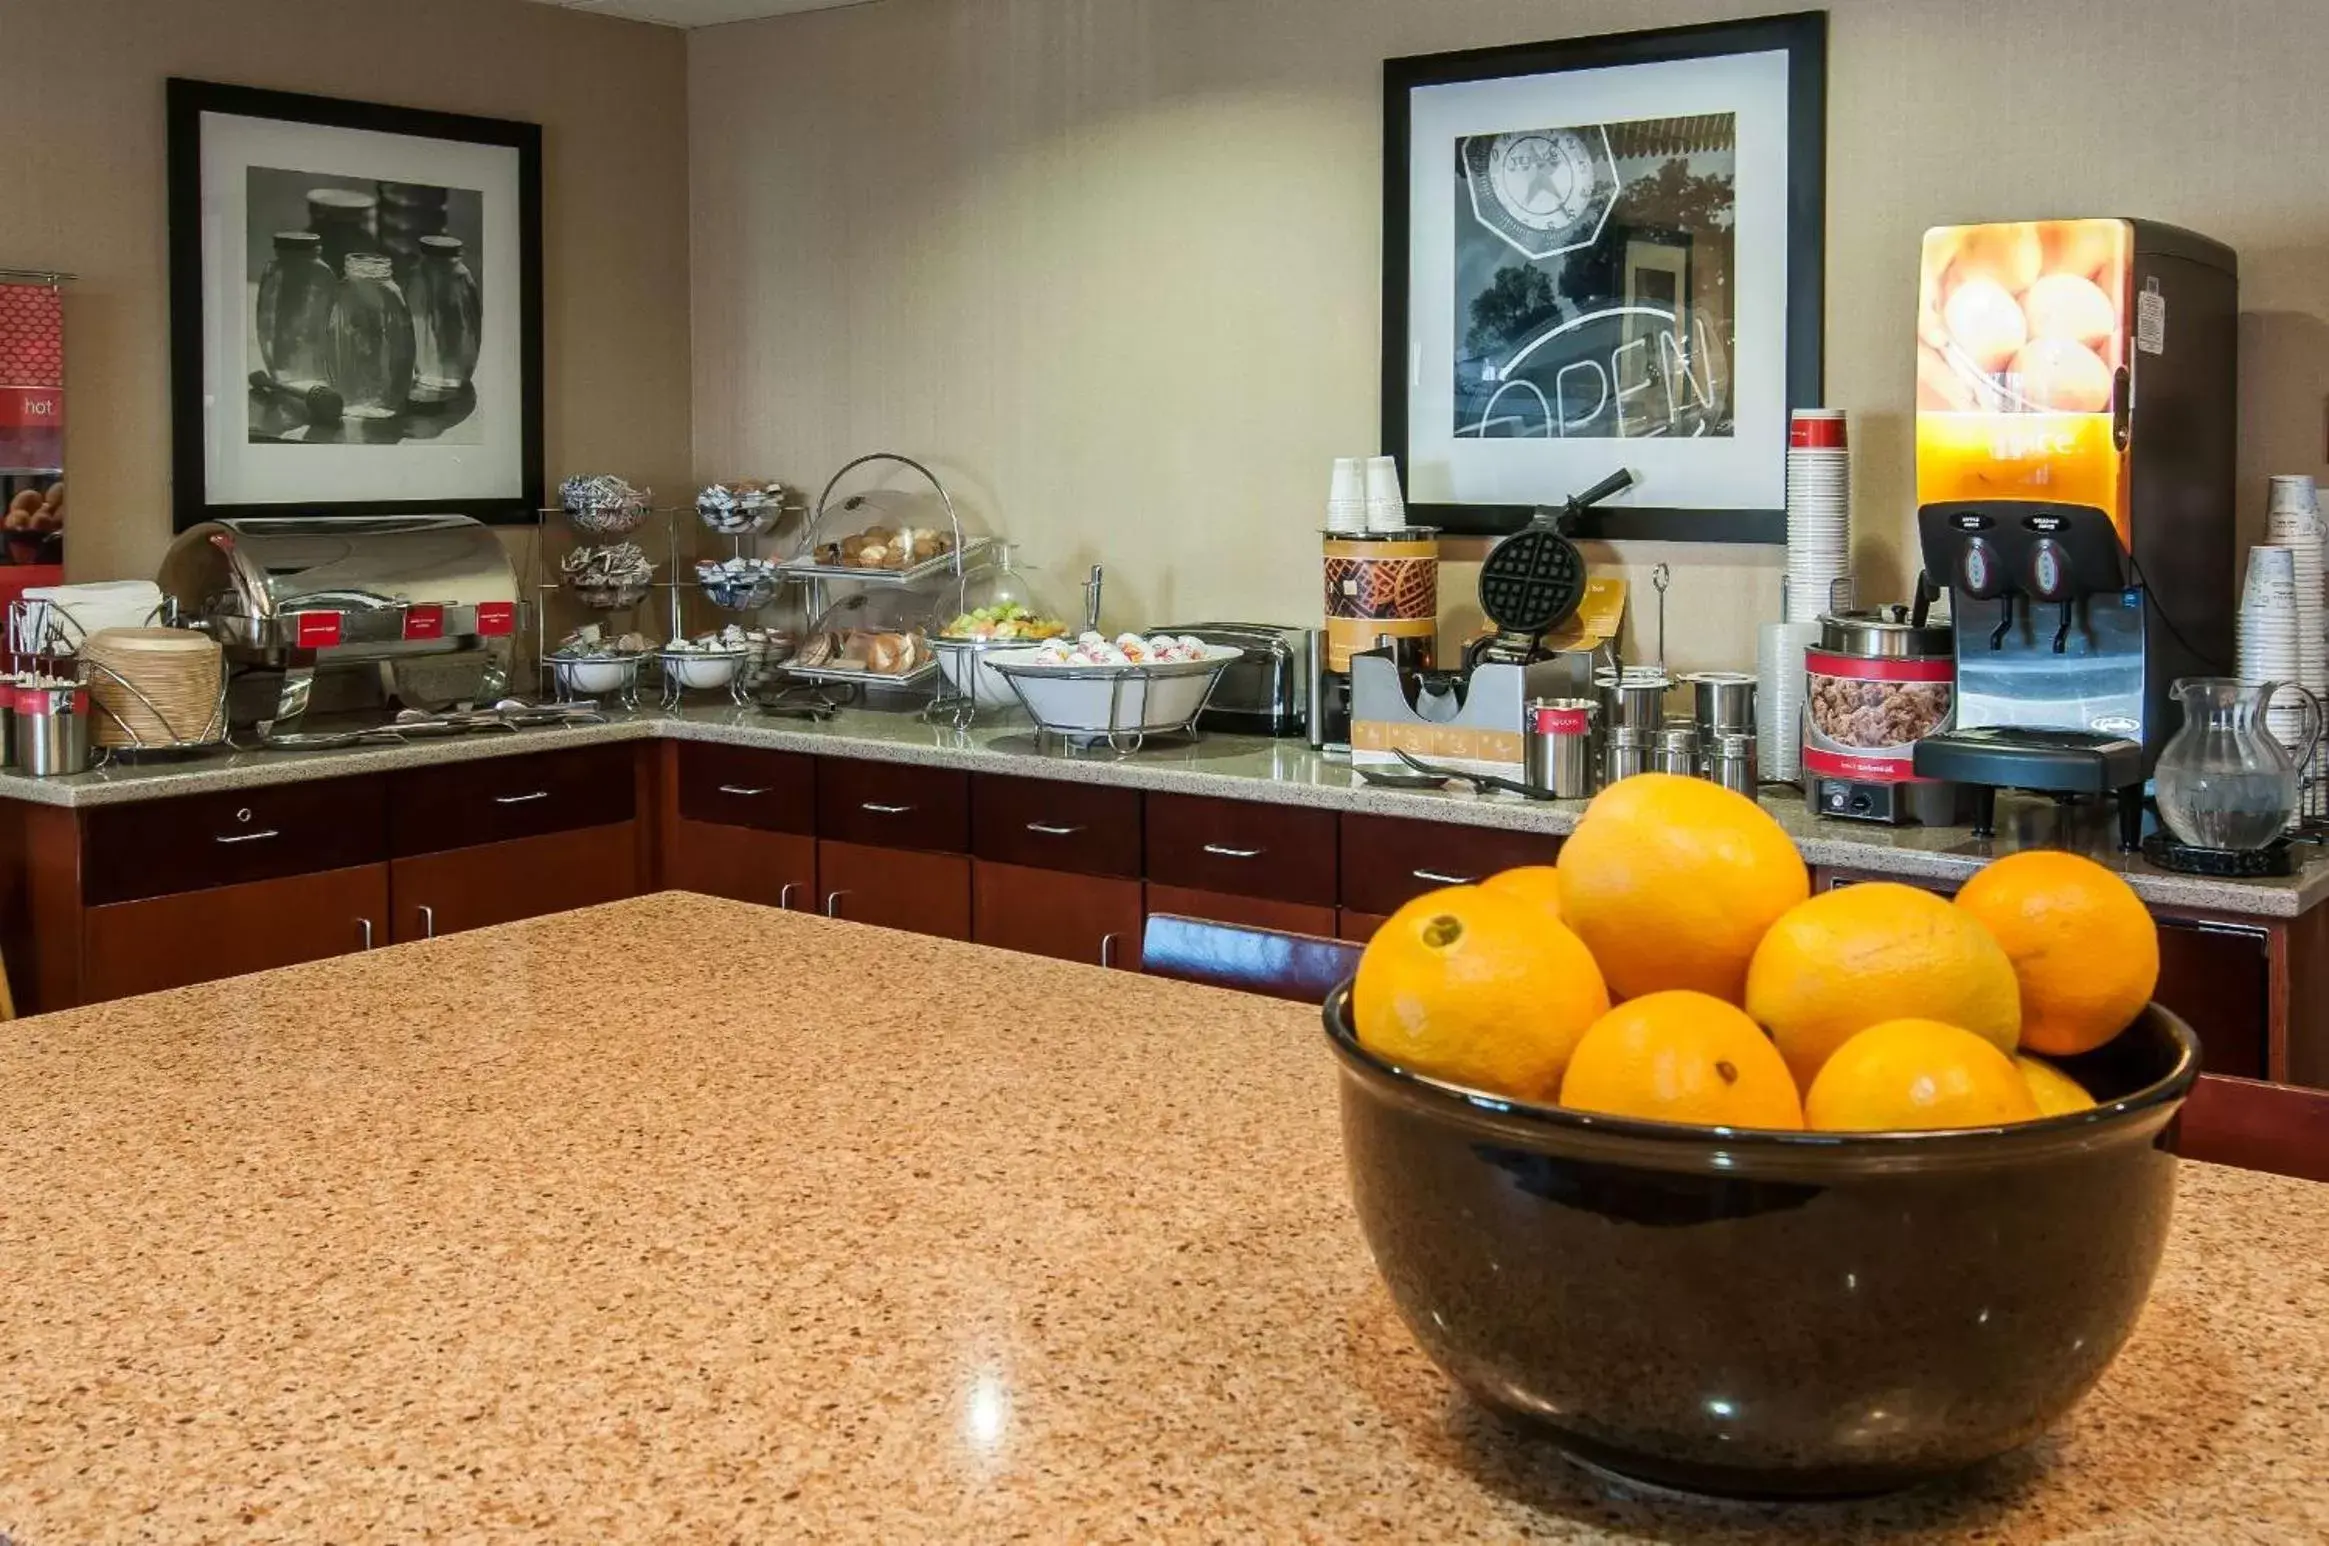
[
  {"left": 1145, "top": 793, "right": 1337, "bottom": 906},
  {"left": 1339, "top": 909, "right": 1393, "bottom": 944},
  {"left": 1145, "top": 881, "right": 1337, "bottom": 940},
  {"left": 817, "top": 839, "right": 971, "bottom": 939},
  {"left": 82, "top": 863, "right": 389, "bottom": 1003},
  {"left": 391, "top": 822, "right": 640, "bottom": 942},
  {"left": 2155, "top": 917, "right": 2271, "bottom": 1079},
  {"left": 663, "top": 817, "right": 817, "bottom": 911},
  {"left": 972, "top": 859, "right": 1143, "bottom": 969}
]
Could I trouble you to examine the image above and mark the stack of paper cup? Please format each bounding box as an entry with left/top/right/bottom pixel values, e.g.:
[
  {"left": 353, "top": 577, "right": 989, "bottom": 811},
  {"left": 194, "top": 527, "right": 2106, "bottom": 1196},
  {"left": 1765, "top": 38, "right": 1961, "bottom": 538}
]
[
  {"left": 1364, "top": 456, "right": 1408, "bottom": 533},
  {"left": 2239, "top": 545, "right": 2307, "bottom": 752},
  {"left": 1784, "top": 410, "right": 1851, "bottom": 623},
  {"left": 1326, "top": 458, "right": 1366, "bottom": 534},
  {"left": 1756, "top": 618, "right": 1824, "bottom": 782},
  {"left": 2266, "top": 476, "right": 2327, "bottom": 815}
]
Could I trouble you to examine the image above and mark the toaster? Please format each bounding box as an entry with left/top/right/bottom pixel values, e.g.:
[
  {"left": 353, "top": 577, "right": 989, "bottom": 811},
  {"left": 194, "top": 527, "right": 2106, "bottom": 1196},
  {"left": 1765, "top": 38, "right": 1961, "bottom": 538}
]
[{"left": 1155, "top": 623, "right": 1312, "bottom": 737}]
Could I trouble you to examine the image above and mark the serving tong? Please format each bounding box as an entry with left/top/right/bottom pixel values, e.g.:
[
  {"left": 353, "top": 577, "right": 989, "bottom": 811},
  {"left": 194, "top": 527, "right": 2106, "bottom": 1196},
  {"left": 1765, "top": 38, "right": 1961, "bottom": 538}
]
[{"left": 1352, "top": 747, "right": 1557, "bottom": 801}]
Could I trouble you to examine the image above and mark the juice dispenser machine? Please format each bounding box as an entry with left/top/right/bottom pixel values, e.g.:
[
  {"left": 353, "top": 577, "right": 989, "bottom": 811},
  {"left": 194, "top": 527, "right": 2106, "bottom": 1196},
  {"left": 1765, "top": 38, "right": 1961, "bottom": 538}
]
[{"left": 1910, "top": 219, "right": 2237, "bottom": 847}]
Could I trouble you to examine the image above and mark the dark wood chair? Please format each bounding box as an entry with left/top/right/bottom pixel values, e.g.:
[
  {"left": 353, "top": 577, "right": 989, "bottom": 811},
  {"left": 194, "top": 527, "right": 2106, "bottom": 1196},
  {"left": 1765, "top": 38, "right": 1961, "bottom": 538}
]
[
  {"left": 2173, "top": 1073, "right": 2329, "bottom": 1183},
  {"left": 1139, "top": 914, "right": 1360, "bottom": 1005}
]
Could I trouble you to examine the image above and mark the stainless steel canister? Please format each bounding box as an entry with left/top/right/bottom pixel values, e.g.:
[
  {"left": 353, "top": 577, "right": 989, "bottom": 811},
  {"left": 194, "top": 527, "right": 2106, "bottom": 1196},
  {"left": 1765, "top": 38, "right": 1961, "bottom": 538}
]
[
  {"left": 1656, "top": 723, "right": 1701, "bottom": 776},
  {"left": 1606, "top": 724, "right": 1654, "bottom": 784},
  {"left": 1688, "top": 671, "right": 1758, "bottom": 739},
  {"left": 14, "top": 685, "right": 89, "bottom": 777},
  {"left": 1709, "top": 731, "right": 1757, "bottom": 794},
  {"left": 1525, "top": 697, "right": 1601, "bottom": 799},
  {"left": 1594, "top": 668, "right": 1670, "bottom": 733}
]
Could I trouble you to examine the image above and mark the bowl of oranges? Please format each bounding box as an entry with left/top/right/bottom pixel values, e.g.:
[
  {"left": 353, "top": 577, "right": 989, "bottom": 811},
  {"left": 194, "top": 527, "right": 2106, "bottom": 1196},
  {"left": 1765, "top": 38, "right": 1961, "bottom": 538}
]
[{"left": 1323, "top": 773, "right": 2200, "bottom": 1499}]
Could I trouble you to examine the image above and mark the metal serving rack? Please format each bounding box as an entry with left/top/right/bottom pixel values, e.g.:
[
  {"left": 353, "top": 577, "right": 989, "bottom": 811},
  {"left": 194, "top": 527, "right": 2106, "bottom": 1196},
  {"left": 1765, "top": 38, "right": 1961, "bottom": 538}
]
[{"left": 985, "top": 651, "right": 1233, "bottom": 756}]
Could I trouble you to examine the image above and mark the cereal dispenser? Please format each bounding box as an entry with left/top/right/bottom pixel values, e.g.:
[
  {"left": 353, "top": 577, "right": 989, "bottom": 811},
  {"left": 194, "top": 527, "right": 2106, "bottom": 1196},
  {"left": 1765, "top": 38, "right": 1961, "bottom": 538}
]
[{"left": 1910, "top": 219, "right": 2237, "bottom": 847}]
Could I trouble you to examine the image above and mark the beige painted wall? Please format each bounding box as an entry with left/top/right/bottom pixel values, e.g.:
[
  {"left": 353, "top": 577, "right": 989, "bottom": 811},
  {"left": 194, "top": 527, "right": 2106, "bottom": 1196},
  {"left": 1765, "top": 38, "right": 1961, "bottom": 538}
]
[
  {"left": 0, "top": 0, "right": 692, "bottom": 584},
  {"left": 691, "top": 0, "right": 2329, "bottom": 672}
]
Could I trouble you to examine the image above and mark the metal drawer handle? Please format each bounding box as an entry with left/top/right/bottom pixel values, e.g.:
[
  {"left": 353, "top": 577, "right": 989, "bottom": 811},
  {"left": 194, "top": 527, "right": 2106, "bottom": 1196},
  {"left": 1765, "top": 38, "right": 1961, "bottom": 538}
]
[
  {"left": 718, "top": 784, "right": 769, "bottom": 797},
  {"left": 357, "top": 917, "right": 374, "bottom": 950},
  {"left": 1203, "top": 843, "right": 1264, "bottom": 859},
  {"left": 1412, "top": 868, "right": 1478, "bottom": 886},
  {"left": 1100, "top": 932, "right": 1120, "bottom": 968},
  {"left": 1026, "top": 821, "right": 1084, "bottom": 836},
  {"left": 779, "top": 882, "right": 802, "bottom": 910},
  {"left": 214, "top": 829, "right": 281, "bottom": 845},
  {"left": 418, "top": 904, "right": 436, "bottom": 939},
  {"left": 494, "top": 790, "right": 551, "bottom": 805},
  {"left": 824, "top": 890, "right": 848, "bottom": 917},
  {"left": 861, "top": 802, "right": 914, "bottom": 815}
]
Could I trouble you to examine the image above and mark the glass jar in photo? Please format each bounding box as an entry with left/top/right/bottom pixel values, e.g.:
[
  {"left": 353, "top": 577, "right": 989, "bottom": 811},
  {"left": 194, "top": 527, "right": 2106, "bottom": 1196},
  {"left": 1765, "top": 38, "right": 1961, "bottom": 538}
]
[
  {"left": 327, "top": 254, "right": 415, "bottom": 421},
  {"left": 305, "top": 187, "right": 379, "bottom": 278},
  {"left": 406, "top": 234, "right": 482, "bottom": 403},
  {"left": 255, "top": 231, "right": 336, "bottom": 391}
]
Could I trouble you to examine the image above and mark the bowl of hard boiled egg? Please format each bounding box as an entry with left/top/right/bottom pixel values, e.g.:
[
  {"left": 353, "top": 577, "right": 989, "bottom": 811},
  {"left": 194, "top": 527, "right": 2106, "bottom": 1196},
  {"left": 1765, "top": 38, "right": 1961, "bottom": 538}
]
[{"left": 985, "top": 631, "right": 1239, "bottom": 741}]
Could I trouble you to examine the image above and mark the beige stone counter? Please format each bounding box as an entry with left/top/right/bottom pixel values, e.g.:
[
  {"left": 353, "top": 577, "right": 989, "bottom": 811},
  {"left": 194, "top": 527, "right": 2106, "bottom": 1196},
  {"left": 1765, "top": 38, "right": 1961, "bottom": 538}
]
[{"left": 1, "top": 893, "right": 2323, "bottom": 1542}]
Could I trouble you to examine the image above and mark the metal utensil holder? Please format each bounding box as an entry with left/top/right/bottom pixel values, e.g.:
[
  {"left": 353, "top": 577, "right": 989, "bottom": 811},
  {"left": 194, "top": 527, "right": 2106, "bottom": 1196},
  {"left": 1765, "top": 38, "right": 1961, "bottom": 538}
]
[{"left": 79, "top": 653, "right": 231, "bottom": 758}]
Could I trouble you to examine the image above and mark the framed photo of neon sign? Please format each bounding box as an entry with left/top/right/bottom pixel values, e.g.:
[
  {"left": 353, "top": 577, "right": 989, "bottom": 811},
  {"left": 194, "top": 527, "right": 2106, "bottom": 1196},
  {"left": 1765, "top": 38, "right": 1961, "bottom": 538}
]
[{"left": 1383, "top": 12, "right": 1826, "bottom": 542}]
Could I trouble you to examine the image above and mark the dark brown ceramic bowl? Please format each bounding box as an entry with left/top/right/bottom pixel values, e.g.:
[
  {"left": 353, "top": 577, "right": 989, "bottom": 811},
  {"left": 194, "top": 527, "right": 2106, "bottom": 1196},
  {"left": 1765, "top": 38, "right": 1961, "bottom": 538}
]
[{"left": 1323, "top": 984, "right": 2201, "bottom": 1499}]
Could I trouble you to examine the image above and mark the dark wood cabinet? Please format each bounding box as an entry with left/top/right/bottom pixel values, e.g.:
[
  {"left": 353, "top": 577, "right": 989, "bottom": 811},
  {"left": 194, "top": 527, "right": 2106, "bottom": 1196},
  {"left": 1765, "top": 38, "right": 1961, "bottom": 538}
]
[
  {"left": 676, "top": 743, "right": 816, "bottom": 835},
  {"left": 663, "top": 817, "right": 816, "bottom": 911},
  {"left": 1339, "top": 908, "right": 1392, "bottom": 944},
  {"left": 972, "top": 859, "right": 1142, "bottom": 969},
  {"left": 82, "top": 863, "right": 388, "bottom": 1002},
  {"left": 1146, "top": 792, "right": 1336, "bottom": 905},
  {"left": 390, "top": 745, "right": 636, "bottom": 857},
  {"left": 816, "top": 760, "right": 969, "bottom": 853},
  {"left": 390, "top": 823, "right": 640, "bottom": 942},
  {"left": 1338, "top": 814, "right": 1562, "bottom": 917},
  {"left": 84, "top": 775, "right": 387, "bottom": 905},
  {"left": 817, "top": 838, "right": 970, "bottom": 939},
  {"left": 972, "top": 775, "right": 1142, "bottom": 878},
  {"left": 2156, "top": 917, "right": 2272, "bottom": 1079},
  {"left": 1145, "top": 880, "right": 1337, "bottom": 940}
]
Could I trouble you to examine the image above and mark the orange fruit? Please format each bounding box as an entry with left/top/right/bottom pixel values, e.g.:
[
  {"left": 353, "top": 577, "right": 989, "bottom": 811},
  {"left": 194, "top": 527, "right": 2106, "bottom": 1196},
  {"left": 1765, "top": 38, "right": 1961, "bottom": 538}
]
[
  {"left": 1353, "top": 885, "right": 1610, "bottom": 1101},
  {"left": 1745, "top": 882, "right": 2021, "bottom": 1087},
  {"left": 1559, "top": 990, "right": 1804, "bottom": 1130},
  {"left": 2017, "top": 1054, "right": 2097, "bottom": 1116},
  {"left": 1954, "top": 850, "right": 2158, "bottom": 1057},
  {"left": 1556, "top": 774, "right": 1808, "bottom": 1003},
  {"left": 1805, "top": 1019, "right": 2042, "bottom": 1132},
  {"left": 1480, "top": 865, "right": 1563, "bottom": 926}
]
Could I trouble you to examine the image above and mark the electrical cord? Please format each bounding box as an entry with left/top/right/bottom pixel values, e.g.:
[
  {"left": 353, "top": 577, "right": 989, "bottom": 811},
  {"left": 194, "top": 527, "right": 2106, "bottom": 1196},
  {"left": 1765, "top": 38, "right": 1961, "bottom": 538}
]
[{"left": 2124, "top": 549, "right": 2233, "bottom": 675}]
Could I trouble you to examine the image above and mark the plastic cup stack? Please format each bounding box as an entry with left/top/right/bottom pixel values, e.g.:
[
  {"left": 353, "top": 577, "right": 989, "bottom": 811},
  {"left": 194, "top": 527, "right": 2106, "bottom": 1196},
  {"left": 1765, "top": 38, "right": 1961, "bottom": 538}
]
[
  {"left": 2239, "top": 544, "right": 2307, "bottom": 753},
  {"left": 1364, "top": 455, "right": 1408, "bottom": 533},
  {"left": 1326, "top": 458, "right": 1367, "bottom": 535},
  {"left": 2266, "top": 475, "right": 2327, "bottom": 815},
  {"left": 1757, "top": 618, "right": 1823, "bottom": 782},
  {"left": 1785, "top": 409, "right": 1851, "bottom": 622}
]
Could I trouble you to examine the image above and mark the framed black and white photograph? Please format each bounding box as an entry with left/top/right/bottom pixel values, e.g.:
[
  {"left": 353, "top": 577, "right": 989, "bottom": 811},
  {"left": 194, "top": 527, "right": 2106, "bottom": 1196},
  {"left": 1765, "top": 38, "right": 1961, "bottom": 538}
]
[
  {"left": 167, "top": 79, "right": 543, "bottom": 529},
  {"left": 1384, "top": 13, "right": 1826, "bottom": 541}
]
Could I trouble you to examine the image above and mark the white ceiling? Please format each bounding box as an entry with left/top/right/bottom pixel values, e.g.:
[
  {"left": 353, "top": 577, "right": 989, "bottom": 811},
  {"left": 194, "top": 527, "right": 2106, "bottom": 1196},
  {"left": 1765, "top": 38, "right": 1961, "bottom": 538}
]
[{"left": 525, "top": 0, "right": 869, "bottom": 27}]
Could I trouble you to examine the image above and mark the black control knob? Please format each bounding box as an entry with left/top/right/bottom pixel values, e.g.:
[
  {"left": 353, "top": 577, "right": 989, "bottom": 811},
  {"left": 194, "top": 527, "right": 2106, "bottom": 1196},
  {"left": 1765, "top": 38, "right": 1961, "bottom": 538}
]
[
  {"left": 1957, "top": 535, "right": 2004, "bottom": 599},
  {"left": 2027, "top": 537, "right": 2073, "bottom": 602}
]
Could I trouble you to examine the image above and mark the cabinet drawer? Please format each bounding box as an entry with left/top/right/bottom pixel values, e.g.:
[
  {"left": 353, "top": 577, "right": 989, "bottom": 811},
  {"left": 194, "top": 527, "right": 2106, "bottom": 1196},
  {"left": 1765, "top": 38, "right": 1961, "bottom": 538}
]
[
  {"left": 1339, "top": 814, "right": 1565, "bottom": 916},
  {"left": 390, "top": 822, "right": 640, "bottom": 942},
  {"left": 84, "top": 774, "right": 388, "bottom": 905},
  {"left": 817, "top": 839, "right": 970, "bottom": 939},
  {"left": 82, "top": 862, "right": 389, "bottom": 1002},
  {"left": 390, "top": 744, "right": 636, "bottom": 857},
  {"left": 973, "top": 859, "right": 1142, "bottom": 969},
  {"left": 816, "top": 759, "right": 969, "bottom": 853},
  {"left": 676, "top": 743, "right": 816, "bottom": 835},
  {"left": 664, "top": 818, "right": 817, "bottom": 911},
  {"left": 972, "top": 774, "right": 1141, "bottom": 878},
  {"left": 1145, "top": 793, "right": 1335, "bottom": 906}
]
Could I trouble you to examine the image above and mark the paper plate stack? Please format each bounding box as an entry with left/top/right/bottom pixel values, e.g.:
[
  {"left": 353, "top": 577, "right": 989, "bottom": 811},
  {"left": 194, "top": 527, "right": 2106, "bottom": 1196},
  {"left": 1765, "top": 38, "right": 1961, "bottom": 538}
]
[{"left": 83, "top": 628, "right": 224, "bottom": 749}]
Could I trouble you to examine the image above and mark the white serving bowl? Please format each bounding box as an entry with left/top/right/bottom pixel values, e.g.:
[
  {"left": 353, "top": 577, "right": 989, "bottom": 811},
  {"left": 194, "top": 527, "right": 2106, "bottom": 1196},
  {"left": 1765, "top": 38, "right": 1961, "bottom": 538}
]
[
  {"left": 934, "top": 637, "right": 1046, "bottom": 709},
  {"left": 552, "top": 654, "right": 642, "bottom": 695},
  {"left": 661, "top": 650, "right": 742, "bottom": 690},
  {"left": 988, "top": 647, "right": 1240, "bottom": 740}
]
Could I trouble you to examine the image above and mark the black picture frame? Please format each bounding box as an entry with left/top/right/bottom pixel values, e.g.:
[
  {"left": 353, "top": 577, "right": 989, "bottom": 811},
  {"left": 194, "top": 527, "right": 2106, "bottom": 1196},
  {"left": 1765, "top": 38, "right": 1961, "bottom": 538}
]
[
  {"left": 1382, "top": 12, "right": 1827, "bottom": 542},
  {"left": 166, "top": 78, "right": 544, "bottom": 530}
]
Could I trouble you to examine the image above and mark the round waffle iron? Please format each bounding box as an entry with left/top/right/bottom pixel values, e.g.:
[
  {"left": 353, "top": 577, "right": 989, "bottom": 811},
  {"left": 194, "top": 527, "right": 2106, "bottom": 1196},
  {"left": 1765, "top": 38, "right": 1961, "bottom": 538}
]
[{"left": 1465, "top": 468, "right": 1634, "bottom": 670}]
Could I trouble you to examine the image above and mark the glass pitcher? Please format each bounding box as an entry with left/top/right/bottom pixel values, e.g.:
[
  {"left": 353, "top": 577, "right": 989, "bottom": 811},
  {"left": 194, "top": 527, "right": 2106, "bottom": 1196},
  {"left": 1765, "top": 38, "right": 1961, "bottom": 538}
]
[{"left": 2153, "top": 678, "right": 2323, "bottom": 850}]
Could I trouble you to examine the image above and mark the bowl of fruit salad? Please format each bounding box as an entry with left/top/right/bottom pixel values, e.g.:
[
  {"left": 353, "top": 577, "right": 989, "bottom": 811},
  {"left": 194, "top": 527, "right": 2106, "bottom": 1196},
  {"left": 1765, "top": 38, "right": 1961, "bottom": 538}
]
[
  {"left": 1325, "top": 776, "right": 2202, "bottom": 1499},
  {"left": 935, "top": 603, "right": 1072, "bottom": 708}
]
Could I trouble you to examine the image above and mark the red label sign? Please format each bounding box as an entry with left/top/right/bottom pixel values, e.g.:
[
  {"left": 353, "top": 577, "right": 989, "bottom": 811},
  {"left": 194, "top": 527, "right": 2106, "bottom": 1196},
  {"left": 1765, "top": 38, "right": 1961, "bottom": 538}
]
[
  {"left": 403, "top": 604, "right": 446, "bottom": 642},
  {"left": 293, "top": 612, "right": 344, "bottom": 650},
  {"left": 1789, "top": 409, "right": 1847, "bottom": 450},
  {"left": 1530, "top": 704, "right": 1596, "bottom": 735},
  {"left": 0, "top": 387, "right": 63, "bottom": 429},
  {"left": 1804, "top": 649, "right": 1955, "bottom": 684},
  {"left": 474, "top": 601, "right": 516, "bottom": 637}
]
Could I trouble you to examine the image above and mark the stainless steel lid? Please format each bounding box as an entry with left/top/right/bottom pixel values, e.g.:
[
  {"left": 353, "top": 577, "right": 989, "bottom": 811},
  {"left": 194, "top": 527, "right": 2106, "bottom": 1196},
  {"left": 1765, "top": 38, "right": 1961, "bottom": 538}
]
[{"left": 1817, "top": 606, "right": 1952, "bottom": 658}]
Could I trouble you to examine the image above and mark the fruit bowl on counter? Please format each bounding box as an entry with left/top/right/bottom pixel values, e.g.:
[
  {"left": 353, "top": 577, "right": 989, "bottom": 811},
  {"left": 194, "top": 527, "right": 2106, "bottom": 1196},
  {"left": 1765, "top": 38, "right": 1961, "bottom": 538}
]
[
  {"left": 1323, "top": 775, "right": 2200, "bottom": 1499},
  {"left": 932, "top": 602, "right": 1072, "bottom": 711},
  {"left": 986, "top": 632, "right": 1241, "bottom": 751}
]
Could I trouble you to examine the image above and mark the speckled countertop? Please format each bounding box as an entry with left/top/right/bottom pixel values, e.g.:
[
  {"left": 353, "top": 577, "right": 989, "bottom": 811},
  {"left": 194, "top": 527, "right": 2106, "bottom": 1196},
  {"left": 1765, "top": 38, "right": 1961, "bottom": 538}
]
[
  {"left": 0, "top": 893, "right": 2322, "bottom": 1542},
  {"left": 0, "top": 703, "right": 2320, "bottom": 916}
]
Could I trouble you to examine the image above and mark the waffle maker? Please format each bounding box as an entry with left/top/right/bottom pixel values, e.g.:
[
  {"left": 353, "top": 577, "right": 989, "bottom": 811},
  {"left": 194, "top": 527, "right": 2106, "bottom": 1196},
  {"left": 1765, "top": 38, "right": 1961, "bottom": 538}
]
[{"left": 1462, "top": 469, "right": 1633, "bottom": 672}]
